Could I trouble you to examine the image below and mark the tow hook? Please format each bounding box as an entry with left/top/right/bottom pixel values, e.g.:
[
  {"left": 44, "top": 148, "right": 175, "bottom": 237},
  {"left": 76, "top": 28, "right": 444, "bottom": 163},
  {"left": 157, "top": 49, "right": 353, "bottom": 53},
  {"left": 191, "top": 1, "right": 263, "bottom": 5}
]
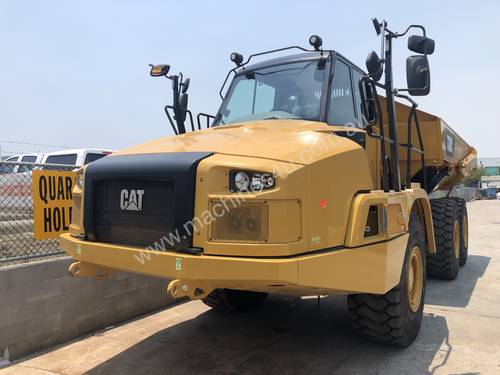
[
  {"left": 167, "top": 279, "right": 213, "bottom": 300},
  {"left": 68, "top": 261, "right": 113, "bottom": 280}
]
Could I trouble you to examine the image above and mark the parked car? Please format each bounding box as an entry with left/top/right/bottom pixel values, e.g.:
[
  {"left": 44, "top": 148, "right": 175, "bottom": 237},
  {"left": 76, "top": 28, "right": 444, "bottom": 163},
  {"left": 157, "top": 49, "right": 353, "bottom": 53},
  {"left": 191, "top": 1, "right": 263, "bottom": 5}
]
[
  {"left": 40, "top": 149, "right": 115, "bottom": 168},
  {"left": 0, "top": 154, "right": 45, "bottom": 211},
  {"left": 0, "top": 153, "right": 45, "bottom": 174},
  {"left": 0, "top": 149, "right": 114, "bottom": 212}
]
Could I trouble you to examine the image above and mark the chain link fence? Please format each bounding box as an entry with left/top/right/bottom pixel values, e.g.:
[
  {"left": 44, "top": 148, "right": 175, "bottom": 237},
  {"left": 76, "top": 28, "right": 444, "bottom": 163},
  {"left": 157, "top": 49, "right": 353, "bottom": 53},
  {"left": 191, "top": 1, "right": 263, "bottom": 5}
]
[{"left": 0, "top": 161, "right": 79, "bottom": 266}]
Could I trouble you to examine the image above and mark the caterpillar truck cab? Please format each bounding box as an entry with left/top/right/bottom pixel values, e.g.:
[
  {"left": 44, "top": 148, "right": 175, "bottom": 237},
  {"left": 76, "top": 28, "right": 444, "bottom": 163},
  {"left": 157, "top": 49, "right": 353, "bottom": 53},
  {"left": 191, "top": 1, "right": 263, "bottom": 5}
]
[{"left": 61, "top": 19, "right": 476, "bottom": 346}]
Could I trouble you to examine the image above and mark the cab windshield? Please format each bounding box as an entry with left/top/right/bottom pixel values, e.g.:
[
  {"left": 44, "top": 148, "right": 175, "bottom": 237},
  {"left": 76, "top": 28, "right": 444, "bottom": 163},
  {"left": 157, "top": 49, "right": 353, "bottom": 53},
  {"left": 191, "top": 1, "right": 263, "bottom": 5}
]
[{"left": 215, "top": 60, "right": 325, "bottom": 126}]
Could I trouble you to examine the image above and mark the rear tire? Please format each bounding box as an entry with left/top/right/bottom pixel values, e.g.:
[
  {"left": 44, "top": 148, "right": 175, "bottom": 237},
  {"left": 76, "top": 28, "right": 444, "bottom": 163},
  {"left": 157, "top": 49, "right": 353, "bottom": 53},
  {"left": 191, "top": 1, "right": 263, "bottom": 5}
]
[
  {"left": 454, "top": 198, "right": 469, "bottom": 267},
  {"left": 347, "top": 212, "right": 426, "bottom": 347},
  {"left": 202, "top": 289, "right": 268, "bottom": 312},
  {"left": 427, "top": 198, "right": 461, "bottom": 279}
]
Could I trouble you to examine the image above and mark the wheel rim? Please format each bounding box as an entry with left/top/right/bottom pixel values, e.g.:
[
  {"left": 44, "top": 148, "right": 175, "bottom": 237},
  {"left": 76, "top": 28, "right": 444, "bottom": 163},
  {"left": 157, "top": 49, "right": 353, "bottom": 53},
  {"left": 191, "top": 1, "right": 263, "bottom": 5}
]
[
  {"left": 453, "top": 220, "right": 460, "bottom": 259},
  {"left": 407, "top": 246, "right": 424, "bottom": 313},
  {"left": 463, "top": 214, "right": 469, "bottom": 249}
]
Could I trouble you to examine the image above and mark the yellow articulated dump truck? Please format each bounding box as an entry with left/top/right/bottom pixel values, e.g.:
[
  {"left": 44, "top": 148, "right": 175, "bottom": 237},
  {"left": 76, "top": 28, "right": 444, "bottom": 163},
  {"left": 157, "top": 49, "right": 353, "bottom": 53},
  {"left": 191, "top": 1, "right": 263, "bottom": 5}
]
[{"left": 60, "top": 19, "right": 475, "bottom": 346}]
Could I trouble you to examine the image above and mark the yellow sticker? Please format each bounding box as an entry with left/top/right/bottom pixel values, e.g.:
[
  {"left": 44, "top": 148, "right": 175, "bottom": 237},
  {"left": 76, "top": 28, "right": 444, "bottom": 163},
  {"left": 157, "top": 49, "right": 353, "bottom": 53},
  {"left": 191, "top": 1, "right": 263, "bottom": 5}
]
[{"left": 32, "top": 170, "right": 76, "bottom": 240}]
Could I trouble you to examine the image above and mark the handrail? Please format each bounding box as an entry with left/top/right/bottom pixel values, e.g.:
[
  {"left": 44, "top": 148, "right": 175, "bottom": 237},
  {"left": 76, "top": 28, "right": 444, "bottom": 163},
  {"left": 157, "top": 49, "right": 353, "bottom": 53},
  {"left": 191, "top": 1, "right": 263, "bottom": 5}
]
[
  {"left": 164, "top": 106, "right": 214, "bottom": 134},
  {"left": 359, "top": 77, "right": 427, "bottom": 192},
  {"left": 394, "top": 93, "right": 426, "bottom": 191},
  {"left": 197, "top": 113, "right": 215, "bottom": 130}
]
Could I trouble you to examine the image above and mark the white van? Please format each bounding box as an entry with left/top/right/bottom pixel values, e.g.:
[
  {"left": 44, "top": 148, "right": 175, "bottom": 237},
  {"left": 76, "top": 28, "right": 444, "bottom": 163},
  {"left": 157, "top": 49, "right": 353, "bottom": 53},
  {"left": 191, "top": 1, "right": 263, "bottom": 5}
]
[
  {"left": 0, "top": 153, "right": 45, "bottom": 173},
  {"left": 40, "top": 149, "right": 115, "bottom": 167}
]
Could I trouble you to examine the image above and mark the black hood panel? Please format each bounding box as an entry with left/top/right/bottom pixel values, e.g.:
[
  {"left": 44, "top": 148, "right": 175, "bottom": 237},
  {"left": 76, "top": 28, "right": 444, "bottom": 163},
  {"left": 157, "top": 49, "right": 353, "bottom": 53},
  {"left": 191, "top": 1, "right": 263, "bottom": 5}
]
[{"left": 83, "top": 152, "right": 212, "bottom": 251}]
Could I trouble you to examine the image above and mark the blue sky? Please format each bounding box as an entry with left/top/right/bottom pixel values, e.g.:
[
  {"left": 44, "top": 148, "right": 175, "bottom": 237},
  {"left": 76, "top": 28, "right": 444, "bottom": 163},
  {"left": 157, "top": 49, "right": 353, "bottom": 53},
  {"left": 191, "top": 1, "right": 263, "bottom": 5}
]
[{"left": 0, "top": 0, "right": 498, "bottom": 157}]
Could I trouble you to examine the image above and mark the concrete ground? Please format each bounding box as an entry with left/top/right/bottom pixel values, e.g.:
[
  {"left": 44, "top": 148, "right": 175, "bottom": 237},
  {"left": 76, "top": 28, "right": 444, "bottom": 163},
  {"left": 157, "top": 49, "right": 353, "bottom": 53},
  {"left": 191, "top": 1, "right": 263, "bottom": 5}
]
[{"left": 2, "top": 200, "right": 499, "bottom": 375}]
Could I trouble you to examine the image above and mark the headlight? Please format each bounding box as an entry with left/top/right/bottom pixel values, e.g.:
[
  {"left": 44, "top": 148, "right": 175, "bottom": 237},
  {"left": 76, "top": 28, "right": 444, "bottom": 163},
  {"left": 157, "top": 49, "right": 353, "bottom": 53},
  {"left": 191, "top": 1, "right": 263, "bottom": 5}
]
[
  {"left": 230, "top": 170, "right": 275, "bottom": 192},
  {"left": 251, "top": 173, "right": 275, "bottom": 191},
  {"left": 234, "top": 171, "right": 250, "bottom": 191}
]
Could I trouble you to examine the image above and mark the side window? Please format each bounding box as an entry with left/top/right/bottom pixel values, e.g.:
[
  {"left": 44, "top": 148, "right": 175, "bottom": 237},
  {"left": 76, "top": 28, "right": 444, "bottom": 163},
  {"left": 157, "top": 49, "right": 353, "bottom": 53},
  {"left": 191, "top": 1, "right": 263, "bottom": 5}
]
[
  {"left": 21, "top": 156, "right": 36, "bottom": 163},
  {"left": 84, "top": 153, "right": 106, "bottom": 164},
  {"left": 328, "top": 60, "right": 356, "bottom": 126},
  {"left": 45, "top": 154, "right": 78, "bottom": 165},
  {"left": 1, "top": 157, "right": 18, "bottom": 173},
  {"left": 18, "top": 155, "right": 37, "bottom": 173},
  {"left": 352, "top": 70, "right": 364, "bottom": 122}
]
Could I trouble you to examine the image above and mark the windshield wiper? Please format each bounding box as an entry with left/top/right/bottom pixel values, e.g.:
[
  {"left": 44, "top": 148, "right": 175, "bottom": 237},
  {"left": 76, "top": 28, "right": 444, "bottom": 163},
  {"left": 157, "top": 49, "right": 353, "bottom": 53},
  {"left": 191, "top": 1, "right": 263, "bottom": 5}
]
[{"left": 263, "top": 116, "right": 302, "bottom": 120}]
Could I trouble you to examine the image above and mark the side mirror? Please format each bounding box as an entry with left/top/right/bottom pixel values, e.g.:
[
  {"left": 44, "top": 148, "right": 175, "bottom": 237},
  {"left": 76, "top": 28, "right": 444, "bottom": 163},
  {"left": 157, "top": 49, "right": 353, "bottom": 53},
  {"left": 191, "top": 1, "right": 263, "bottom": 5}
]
[
  {"left": 179, "top": 93, "right": 188, "bottom": 121},
  {"left": 181, "top": 78, "right": 190, "bottom": 94},
  {"left": 359, "top": 79, "right": 379, "bottom": 127},
  {"left": 406, "top": 55, "right": 431, "bottom": 96},
  {"left": 150, "top": 64, "right": 170, "bottom": 77},
  {"left": 408, "top": 35, "right": 435, "bottom": 55},
  {"left": 372, "top": 18, "right": 381, "bottom": 35},
  {"left": 366, "top": 51, "right": 383, "bottom": 82}
]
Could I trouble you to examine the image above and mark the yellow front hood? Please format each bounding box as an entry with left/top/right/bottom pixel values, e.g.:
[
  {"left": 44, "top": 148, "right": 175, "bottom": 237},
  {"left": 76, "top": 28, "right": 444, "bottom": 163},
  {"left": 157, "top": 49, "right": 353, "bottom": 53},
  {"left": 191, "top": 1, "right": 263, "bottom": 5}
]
[{"left": 116, "top": 120, "right": 362, "bottom": 165}]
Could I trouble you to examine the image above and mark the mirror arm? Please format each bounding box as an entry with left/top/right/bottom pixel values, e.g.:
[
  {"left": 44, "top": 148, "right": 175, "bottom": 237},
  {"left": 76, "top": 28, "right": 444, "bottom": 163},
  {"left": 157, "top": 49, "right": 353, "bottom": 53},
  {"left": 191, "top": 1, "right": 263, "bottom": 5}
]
[
  {"left": 394, "top": 24, "right": 427, "bottom": 38},
  {"left": 372, "top": 80, "right": 387, "bottom": 90},
  {"left": 393, "top": 91, "right": 418, "bottom": 107},
  {"left": 395, "top": 81, "right": 430, "bottom": 95}
]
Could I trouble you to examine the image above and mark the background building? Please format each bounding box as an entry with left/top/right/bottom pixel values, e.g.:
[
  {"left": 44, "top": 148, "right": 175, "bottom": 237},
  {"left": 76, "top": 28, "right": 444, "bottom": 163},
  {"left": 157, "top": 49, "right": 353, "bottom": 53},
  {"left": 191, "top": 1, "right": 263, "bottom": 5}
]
[{"left": 479, "top": 157, "right": 500, "bottom": 189}]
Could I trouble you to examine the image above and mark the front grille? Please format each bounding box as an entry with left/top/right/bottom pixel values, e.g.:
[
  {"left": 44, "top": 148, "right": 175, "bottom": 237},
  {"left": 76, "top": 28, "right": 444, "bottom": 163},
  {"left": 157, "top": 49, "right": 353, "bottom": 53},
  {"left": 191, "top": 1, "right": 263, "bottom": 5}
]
[
  {"left": 93, "top": 180, "right": 175, "bottom": 248},
  {"left": 82, "top": 152, "right": 213, "bottom": 251}
]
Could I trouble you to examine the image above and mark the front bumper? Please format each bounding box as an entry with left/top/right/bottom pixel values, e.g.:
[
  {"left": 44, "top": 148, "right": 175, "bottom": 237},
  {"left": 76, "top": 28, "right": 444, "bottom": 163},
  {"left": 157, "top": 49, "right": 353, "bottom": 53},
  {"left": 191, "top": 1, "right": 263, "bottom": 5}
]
[{"left": 60, "top": 232, "right": 408, "bottom": 296}]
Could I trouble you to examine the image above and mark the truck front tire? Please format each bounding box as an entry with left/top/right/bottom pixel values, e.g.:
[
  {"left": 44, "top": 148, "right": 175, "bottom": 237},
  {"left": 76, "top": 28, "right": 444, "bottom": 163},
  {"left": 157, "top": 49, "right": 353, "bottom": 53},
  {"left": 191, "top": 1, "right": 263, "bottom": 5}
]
[
  {"left": 202, "top": 289, "right": 268, "bottom": 312},
  {"left": 347, "top": 212, "right": 426, "bottom": 347},
  {"left": 427, "top": 198, "right": 461, "bottom": 279}
]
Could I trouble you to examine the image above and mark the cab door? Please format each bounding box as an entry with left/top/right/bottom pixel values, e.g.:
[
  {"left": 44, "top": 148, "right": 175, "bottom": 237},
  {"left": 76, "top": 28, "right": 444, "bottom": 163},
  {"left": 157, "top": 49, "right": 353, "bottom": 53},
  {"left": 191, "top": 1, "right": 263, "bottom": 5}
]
[{"left": 327, "top": 58, "right": 380, "bottom": 189}]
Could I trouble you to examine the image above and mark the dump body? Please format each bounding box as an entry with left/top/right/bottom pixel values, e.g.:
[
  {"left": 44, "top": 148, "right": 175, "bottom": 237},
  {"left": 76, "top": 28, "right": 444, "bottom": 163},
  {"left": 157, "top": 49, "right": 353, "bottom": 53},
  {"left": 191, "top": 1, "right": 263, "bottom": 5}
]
[{"left": 390, "top": 99, "right": 476, "bottom": 191}]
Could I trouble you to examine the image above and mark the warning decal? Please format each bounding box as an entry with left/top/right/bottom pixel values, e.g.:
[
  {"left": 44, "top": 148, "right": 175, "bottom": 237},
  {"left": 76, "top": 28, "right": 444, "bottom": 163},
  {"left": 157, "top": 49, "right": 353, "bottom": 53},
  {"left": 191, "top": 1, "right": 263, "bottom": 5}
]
[{"left": 32, "top": 170, "right": 76, "bottom": 240}]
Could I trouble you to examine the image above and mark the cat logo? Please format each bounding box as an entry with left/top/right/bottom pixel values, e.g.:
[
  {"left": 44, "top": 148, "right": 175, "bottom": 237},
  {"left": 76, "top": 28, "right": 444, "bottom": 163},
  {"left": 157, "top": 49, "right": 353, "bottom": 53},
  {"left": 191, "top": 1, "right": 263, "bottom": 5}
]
[{"left": 120, "top": 189, "right": 145, "bottom": 211}]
